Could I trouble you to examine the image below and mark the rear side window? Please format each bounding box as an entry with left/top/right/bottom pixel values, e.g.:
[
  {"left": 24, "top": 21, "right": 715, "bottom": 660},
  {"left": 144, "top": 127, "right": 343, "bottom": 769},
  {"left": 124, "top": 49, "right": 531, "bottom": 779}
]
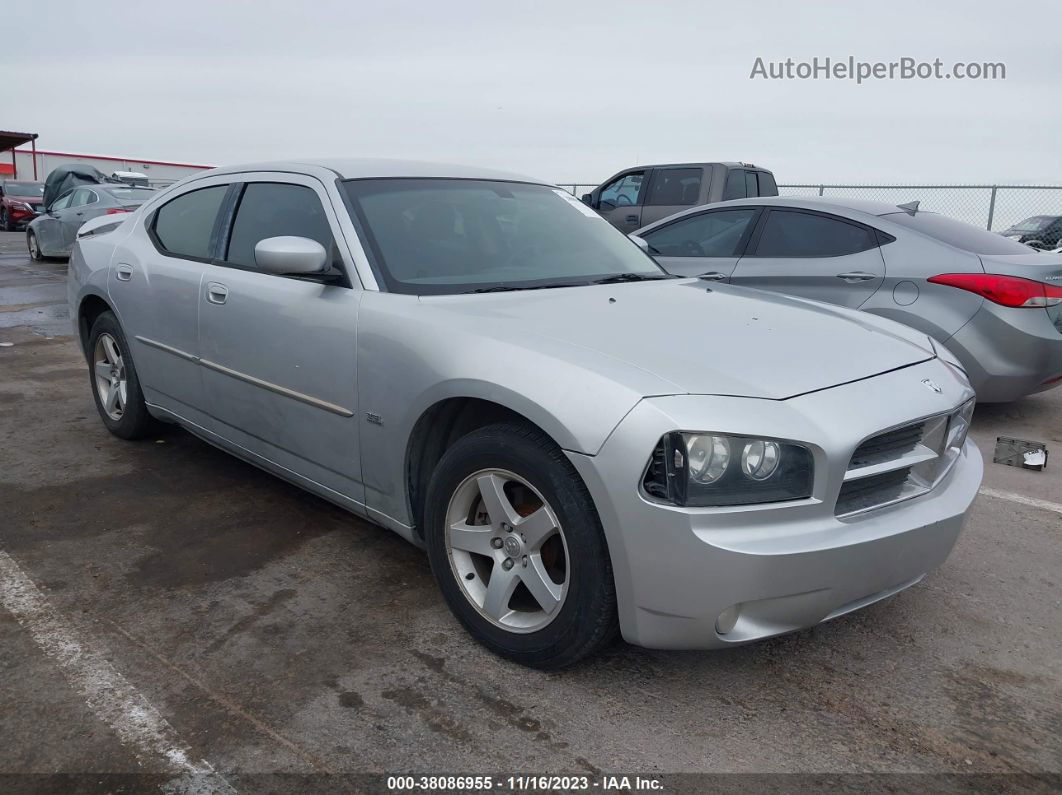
[
  {"left": 71, "top": 188, "right": 96, "bottom": 207},
  {"left": 753, "top": 210, "right": 876, "bottom": 257},
  {"left": 757, "top": 172, "right": 778, "bottom": 196},
  {"left": 225, "top": 182, "right": 337, "bottom": 269},
  {"left": 153, "top": 185, "right": 228, "bottom": 260},
  {"left": 644, "top": 168, "right": 701, "bottom": 206},
  {"left": 722, "top": 169, "right": 747, "bottom": 201},
  {"left": 643, "top": 208, "right": 759, "bottom": 257},
  {"left": 883, "top": 212, "right": 1036, "bottom": 255}
]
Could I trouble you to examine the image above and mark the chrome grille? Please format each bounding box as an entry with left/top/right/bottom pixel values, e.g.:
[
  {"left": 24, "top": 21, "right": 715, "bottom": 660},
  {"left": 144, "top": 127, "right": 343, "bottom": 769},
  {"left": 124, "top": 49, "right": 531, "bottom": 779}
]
[{"left": 836, "top": 403, "right": 971, "bottom": 518}]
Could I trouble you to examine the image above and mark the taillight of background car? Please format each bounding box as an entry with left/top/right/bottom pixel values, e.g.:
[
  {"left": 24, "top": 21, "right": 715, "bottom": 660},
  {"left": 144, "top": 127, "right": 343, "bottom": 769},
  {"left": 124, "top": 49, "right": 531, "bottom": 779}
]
[{"left": 928, "top": 273, "right": 1062, "bottom": 308}]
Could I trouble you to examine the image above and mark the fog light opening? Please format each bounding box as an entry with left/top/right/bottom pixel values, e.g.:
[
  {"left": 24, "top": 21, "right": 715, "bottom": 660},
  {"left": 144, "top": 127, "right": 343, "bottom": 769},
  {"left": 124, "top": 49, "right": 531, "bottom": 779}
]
[{"left": 715, "top": 604, "right": 741, "bottom": 635}]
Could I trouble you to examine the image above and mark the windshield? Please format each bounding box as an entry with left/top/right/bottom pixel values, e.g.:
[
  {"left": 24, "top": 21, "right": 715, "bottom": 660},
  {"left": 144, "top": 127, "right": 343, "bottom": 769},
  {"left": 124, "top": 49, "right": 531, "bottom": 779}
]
[
  {"left": 882, "top": 211, "right": 1034, "bottom": 255},
  {"left": 342, "top": 179, "right": 665, "bottom": 295},
  {"left": 4, "top": 181, "right": 44, "bottom": 196},
  {"left": 1007, "top": 215, "right": 1055, "bottom": 233}
]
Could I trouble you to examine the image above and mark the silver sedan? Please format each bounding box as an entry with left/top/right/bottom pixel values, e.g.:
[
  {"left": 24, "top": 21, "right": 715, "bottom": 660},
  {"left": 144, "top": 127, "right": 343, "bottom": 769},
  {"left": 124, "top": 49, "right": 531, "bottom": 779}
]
[
  {"left": 28, "top": 183, "right": 156, "bottom": 260},
  {"left": 68, "top": 160, "right": 982, "bottom": 667},
  {"left": 633, "top": 197, "right": 1062, "bottom": 403}
]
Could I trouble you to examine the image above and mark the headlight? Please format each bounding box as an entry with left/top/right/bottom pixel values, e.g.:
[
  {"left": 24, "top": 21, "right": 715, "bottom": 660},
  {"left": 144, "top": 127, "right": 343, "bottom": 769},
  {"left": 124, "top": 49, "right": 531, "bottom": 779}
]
[
  {"left": 946, "top": 398, "right": 975, "bottom": 451},
  {"left": 643, "top": 432, "right": 814, "bottom": 507},
  {"left": 14, "top": 202, "right": 33, "bottom": 212}
]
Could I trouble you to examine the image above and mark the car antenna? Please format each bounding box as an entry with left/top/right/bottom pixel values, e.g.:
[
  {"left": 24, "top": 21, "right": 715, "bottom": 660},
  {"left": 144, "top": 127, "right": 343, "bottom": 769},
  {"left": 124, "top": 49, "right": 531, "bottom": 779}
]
[{"left": 897, "top": 200, "right": 920, "bottom": 216}]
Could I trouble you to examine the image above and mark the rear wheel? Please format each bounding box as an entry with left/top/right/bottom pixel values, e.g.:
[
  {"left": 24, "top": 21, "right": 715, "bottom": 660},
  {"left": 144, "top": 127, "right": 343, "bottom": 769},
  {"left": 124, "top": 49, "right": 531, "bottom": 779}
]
[
  {"left": 424, "top": 422, "right": 618, "bottom": 668},
  {"left": 87, "top": 311, "right": 155, "bottom": 440},
  {"left": 27, "top": 230, "right": 43, "bottom": 261}
]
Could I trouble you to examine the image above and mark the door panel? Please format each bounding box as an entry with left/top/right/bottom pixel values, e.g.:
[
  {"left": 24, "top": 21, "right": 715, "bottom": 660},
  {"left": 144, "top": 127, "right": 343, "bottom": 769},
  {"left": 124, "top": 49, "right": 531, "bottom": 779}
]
[
  {"left": 110, "top": 181, "right": 230, "bottom": 428},
  {"left": 731, "top": 209, "right": 885, "bottom": 308},
  {"left": 198, "top": 270, "right": 363, "bottom": 502},
  {"left": 198, "top": 176, "right": 364, "bottom": 503}
]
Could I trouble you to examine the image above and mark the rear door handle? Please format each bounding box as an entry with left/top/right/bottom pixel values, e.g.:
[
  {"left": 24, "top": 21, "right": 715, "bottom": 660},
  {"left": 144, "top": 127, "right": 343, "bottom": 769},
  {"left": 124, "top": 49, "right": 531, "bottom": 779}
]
[
  {"left": 115, "top": 264, "right": 133, "bottom": 281},
  {"left": 697, "top": 271, "right": 728, "bottom": 281},
  {"left": 625, "top": 214, "right": 639, "bottom": 224},
  {"left": 206, "top": 282, "right": 229, "bottom": 305},
  {"left": 836, "top": 271, "right": 878, "bottom": 283}
]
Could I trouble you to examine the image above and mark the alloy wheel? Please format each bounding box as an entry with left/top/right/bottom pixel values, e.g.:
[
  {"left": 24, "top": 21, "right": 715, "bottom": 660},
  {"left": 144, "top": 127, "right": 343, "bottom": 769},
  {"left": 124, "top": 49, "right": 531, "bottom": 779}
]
[
  {"left": 444, "top": 468, "right": 569, "bottom": 633},
  {"left": 93, "top": 333, "right": 128, "bottom": 421},
  {"left": 28, "top": 232, "right": 39, "bottom": 259}
]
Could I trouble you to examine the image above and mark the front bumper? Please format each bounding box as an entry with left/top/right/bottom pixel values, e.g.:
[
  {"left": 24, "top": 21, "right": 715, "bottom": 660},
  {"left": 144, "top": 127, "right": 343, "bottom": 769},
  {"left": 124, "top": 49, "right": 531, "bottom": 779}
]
[{"left": 568, "top": 358, "right": 983, "bottom": 649}]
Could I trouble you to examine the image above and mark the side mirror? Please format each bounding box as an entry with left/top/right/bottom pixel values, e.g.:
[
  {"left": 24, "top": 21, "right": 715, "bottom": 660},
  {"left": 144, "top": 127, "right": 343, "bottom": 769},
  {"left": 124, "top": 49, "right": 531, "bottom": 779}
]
[
  {"left": 254, "top": 236, "right": 328, "bottom": 275},
  {"left": 581, "top": 193, "right": 594, "bottom": 207},
  {"left": 629, "top": 234, "right": 650, "bottom": 253}
]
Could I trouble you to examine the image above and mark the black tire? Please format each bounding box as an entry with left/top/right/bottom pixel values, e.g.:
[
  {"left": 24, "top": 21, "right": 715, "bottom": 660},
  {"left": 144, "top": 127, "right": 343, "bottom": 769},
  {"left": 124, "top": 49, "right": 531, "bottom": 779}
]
[
  {"left": 87, "top": 310, "right": 156, "bottom": 440},
  {"left": 0, "top": 208, "right": 10, "bottom": 232},
  {"left": 27, "top": 230, "right": 43, "bottom": 261},
  {"left": 424, "top": 421, "right": 618, "bottom": 668}
]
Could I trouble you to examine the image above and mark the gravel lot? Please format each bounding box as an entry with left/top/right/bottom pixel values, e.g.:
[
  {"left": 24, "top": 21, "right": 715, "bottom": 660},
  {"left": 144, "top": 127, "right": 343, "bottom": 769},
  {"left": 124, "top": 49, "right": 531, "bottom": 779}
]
[{"left": 1, "top": 230, "right": 1059, "bottom": 792}]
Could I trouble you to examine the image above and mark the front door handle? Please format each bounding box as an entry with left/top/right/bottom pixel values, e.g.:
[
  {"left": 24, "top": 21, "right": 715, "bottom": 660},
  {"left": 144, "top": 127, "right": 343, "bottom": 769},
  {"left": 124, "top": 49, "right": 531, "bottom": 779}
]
[
  {"left": 697, "top": 271, "right": 728, "bottom": 281},
  {"left": 836, "top": 271, "right": 878, "bottom": 283},
  {"left": 206, "top": 282, "right": 229, "bottom": 305},
  {"left": 115, "top": 264, "right": 133, "bottom": 281},
  {"left": 625, "top": 214, "right": 639, "bottom": 224}
]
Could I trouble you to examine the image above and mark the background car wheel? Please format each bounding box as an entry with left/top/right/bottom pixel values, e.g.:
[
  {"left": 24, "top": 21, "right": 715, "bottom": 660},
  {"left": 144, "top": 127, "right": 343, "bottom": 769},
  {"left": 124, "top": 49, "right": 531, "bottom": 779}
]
[
  {"left": 27, "top": 231, "right": 43, "bottom": 261},
  {"left": 87, "top": 311, "right": 155, "bottom": 440},
  {"left": 0, "top": 209, "right": 10, "bottom": 232},
  {"left": 424, "top": 421, "right": 618, "bottom": 668}
]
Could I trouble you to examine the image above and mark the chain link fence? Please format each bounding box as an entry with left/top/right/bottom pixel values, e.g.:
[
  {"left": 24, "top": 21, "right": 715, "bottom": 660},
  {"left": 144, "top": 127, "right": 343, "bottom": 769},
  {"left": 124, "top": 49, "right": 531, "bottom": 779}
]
[{"left": 556, "top": 182, "right": 1062, "bottom": 233}]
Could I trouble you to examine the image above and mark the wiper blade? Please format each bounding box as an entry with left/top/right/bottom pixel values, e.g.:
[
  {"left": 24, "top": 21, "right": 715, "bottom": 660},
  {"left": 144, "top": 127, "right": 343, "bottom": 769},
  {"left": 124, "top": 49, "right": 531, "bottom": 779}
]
[
  {"left": 465, "top": 283, "right": 580, "bottom": 294},
  {"left": 590, "top": 273, "right": 675, "bottom": 284}
]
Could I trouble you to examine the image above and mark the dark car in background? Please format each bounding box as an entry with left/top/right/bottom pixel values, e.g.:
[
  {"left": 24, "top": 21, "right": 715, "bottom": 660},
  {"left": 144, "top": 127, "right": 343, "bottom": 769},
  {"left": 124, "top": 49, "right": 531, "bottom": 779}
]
[
  {"left": 580, "top": 162, "right": 778, "bottom": 232},
  {"left": 27, "top": 184, "right": 155, "bottom": 260},
  {"left": 999, "top": 215, "right": 1062, "bottom": 249},
  {"left": 0, "top": 180, "right": 45, "bottom": 231}
]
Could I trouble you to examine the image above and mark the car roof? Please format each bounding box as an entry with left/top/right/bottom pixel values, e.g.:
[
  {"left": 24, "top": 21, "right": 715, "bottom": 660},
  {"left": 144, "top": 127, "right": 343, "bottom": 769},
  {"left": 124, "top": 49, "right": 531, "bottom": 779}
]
[{"left": 198, "top": 158, "right": 546, "bottom": 184}]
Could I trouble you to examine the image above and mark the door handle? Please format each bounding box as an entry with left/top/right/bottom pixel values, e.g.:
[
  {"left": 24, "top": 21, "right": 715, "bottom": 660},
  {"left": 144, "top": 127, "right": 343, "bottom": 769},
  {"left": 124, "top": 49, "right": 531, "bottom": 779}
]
[
  {"left": 206, "top": 282, "right": 229, "bottom": 305},
  {"left": 697, "top": 271, "right": 728, "bottom": 281},
  {"left": 76, "top": 211, "right": 84, "bottom": 217},
  {"left": 836, "top": 271, "right": 878, "bottom": 283},
  {"left": 625, "top": 214, "right": 639, "bottom": 224},
  {"left": 115, "top": 264, "right": 133, "bottom": 281}
]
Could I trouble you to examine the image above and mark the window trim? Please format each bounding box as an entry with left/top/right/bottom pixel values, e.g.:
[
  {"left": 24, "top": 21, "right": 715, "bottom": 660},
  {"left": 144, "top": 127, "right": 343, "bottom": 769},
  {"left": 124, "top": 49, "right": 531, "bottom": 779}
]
[
  {"left": 745, "top": 207, "right": 883, "bottom": 259},
  {"left": 642, "top": 167, "right": 704, "bottom": 208},
  {"left": 642, "top": 206, "right": 764, "bottom": 258}
]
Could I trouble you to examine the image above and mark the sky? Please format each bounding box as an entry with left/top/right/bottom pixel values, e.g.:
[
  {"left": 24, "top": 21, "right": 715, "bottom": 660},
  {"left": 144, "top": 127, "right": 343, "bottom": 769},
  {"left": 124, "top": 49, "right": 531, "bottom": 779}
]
[{"left": 3, "top": 0, "right": 1060, "bottom": 186}]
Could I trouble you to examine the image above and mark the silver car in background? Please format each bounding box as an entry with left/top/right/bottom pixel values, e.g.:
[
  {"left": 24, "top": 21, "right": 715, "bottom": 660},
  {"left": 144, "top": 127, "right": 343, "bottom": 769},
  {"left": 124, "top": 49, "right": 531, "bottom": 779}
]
[
  {"left": 28, "top": 184, "right": 156, "bottom": 260},
  {"left": 634, "top": 197, "right": 1062, "bottom": 402},
  {"left": 68, "top": 160, "right": 982, "bottom": 667}
]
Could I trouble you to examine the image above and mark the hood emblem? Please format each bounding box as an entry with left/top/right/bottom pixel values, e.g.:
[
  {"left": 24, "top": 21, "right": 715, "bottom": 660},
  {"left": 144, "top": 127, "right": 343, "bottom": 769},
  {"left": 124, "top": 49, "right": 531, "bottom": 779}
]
[{"left": 921, "top": 378, "right": 943, "bottom": 394}]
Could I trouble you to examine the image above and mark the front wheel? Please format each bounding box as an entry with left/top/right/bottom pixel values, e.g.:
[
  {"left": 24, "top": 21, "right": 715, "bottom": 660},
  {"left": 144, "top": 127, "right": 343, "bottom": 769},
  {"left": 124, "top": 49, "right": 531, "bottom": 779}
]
[
  {"left": 27, "top": 230, "right": 44, "bottom": 261},
  {"left": 0, "top": 208, "right": 10, "bottom": 232},
  {"left": 424, "top": 422, "right": 618, "bottom": 668}
]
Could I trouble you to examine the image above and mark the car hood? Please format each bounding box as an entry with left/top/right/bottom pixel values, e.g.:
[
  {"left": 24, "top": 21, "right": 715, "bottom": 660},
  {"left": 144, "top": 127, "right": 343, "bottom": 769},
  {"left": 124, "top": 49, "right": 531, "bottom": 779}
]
[{"left": 422, "top": 279, "right": 935, "bottom": 400}]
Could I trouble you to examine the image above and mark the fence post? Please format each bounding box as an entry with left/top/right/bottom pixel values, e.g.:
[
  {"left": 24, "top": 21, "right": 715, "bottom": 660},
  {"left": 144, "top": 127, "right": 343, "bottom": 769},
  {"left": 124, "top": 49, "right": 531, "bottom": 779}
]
[
  {"left": 986, "top": 186, "right": 998, "bottom": 231},
  {"left": 818, "top": 185, "right": 824, "bottom": 196}
]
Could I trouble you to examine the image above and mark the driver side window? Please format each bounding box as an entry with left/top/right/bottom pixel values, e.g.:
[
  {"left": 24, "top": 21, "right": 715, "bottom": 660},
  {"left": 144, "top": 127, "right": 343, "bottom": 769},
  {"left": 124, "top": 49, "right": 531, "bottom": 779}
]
[
  {"left": 599, "top": 171, "right": 645, "bottom": 208},
  {"left": 642, "top": 208, "right": 759, "bottom": 257}
]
